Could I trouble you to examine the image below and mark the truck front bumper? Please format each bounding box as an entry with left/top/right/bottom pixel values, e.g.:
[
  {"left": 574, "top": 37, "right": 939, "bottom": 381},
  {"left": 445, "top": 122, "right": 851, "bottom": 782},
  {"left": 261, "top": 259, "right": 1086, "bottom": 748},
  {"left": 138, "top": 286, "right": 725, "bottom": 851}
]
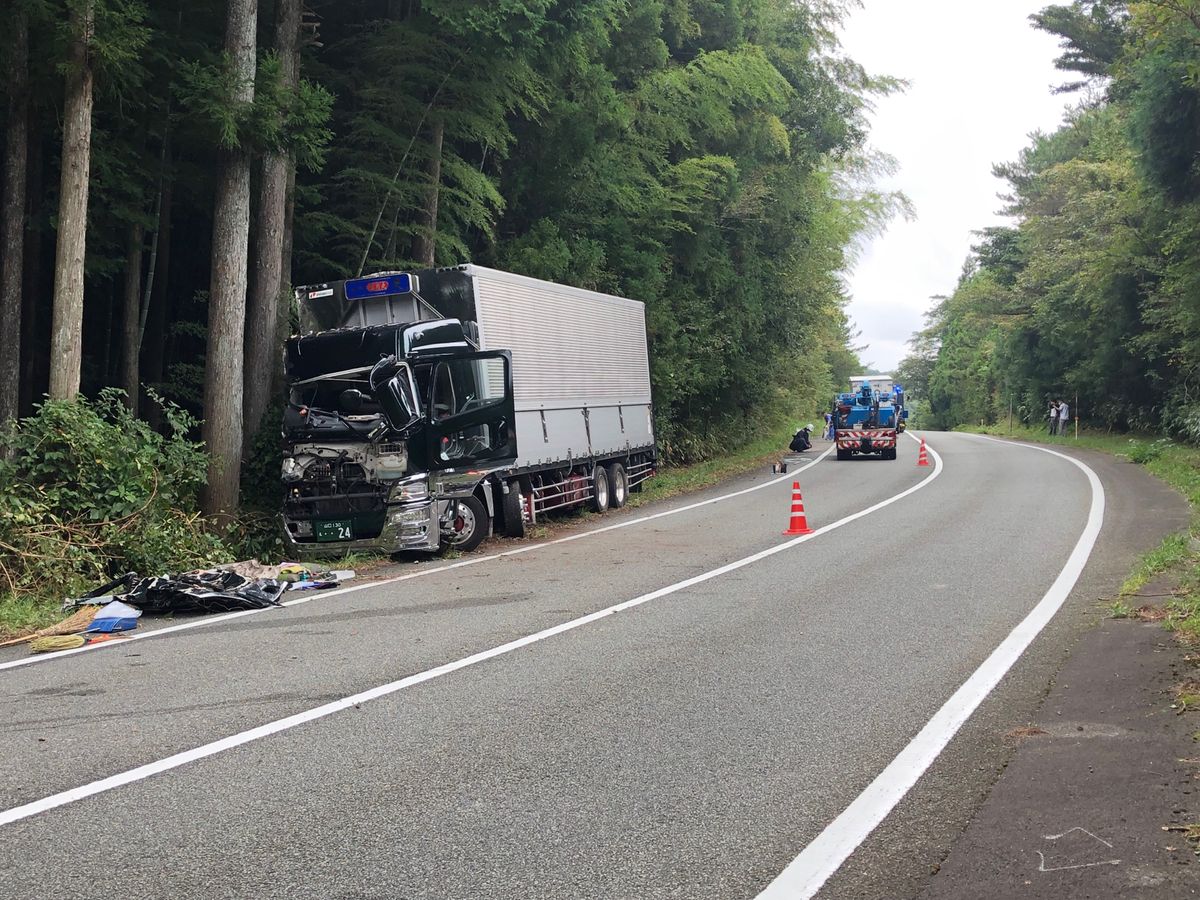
[{"left": 282, "top": 501, "right": 440, "bottom": 557}]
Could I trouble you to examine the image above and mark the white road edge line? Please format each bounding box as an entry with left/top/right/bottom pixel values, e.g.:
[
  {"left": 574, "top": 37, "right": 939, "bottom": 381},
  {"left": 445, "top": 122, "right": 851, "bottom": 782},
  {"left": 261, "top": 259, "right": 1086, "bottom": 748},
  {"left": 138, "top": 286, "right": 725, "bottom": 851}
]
[
  {"left": 0, "top": 442, "right": 941, "bottom": 826},
  {"left": 0, "top": 447, "right": 834, "bottom": 673},
  {"left": 756, "top": 433, "right": 1104, "bottom": 900}
]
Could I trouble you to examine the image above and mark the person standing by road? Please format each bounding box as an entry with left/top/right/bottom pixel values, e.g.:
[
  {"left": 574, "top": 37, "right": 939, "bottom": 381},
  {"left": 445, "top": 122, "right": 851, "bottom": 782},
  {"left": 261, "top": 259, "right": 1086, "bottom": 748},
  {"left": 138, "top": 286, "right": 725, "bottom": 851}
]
[
  {"left": 1057, "top": 398, "right": 1070, "bottom": 436},
  {"left": 823, "top": 411, "right": 834, "bottom": 441},
  {"left": 1048, "top": 400, "right": 1060, "bottom": 436}
]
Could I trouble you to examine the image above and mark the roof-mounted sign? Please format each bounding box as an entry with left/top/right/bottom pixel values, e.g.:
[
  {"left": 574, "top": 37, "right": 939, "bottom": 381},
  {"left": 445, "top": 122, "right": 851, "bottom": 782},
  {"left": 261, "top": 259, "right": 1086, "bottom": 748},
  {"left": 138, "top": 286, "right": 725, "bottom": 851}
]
[{"left": 343, "top": 272, "right": 420, "bottom": 301}]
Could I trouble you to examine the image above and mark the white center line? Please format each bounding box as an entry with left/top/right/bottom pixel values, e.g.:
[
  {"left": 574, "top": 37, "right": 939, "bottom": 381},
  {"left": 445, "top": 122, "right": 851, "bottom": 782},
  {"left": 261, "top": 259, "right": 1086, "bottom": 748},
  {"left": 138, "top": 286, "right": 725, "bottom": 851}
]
[
  {"left": 0, "top": 447, "right": 834, "bottom": 672},
  {"left": 756, "top": 433, "right": 1104, "bottom": 900},
  {"left": 0, "top": 441, "right": 940, "bottom": 826}
]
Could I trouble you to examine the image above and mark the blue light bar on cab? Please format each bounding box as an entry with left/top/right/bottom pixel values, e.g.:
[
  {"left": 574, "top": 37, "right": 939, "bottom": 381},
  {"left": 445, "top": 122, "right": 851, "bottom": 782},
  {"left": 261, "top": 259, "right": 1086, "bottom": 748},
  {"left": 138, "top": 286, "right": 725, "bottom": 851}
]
[{"left": 344, "top": 272, "right": 419, "bottom": 300}]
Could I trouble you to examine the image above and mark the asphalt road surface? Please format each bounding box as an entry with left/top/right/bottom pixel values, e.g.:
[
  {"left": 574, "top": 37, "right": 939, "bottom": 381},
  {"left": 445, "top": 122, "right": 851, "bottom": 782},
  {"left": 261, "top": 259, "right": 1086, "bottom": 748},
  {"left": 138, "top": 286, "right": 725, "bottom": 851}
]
[{"left": 0, "top": 432, "right": 1187, "bottom": 900}]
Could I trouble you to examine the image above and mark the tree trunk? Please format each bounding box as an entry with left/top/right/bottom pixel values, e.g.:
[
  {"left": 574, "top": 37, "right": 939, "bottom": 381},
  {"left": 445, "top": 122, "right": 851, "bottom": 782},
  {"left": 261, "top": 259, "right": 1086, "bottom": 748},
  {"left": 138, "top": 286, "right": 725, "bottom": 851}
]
[
  {"left": 201, "top": 0, "right": 258, "bottom": 519},
  {"left": 141, "top": 175, "right": 172, "bottom": 428},
  {"left": 120, "top": 223, "right": 144, "bottom": 408},
  {"left": 244, "top": 0, "right": 301, "bottom": 452},
  {"left": 410, "top": 117, "right": 444, "bottom": 267},
  {"left": 272, "top": 162, "right": 297, "bottom": 403},
  {"left": 48, "top": 0, "right": 95, "bottom": 401},
  {"left": 0, "top": 8, "right": 29, "bottom": 428},
  {"left": 20, "top": 119, "right": 44, "bottom": 417},
  {"left": 99, "top": 281, "right": 114, "bottom": 385}
]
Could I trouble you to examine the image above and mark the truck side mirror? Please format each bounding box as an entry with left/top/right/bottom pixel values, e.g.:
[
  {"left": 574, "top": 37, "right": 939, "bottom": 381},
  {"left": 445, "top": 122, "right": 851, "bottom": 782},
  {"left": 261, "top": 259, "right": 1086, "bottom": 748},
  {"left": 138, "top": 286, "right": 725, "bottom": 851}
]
[{"left": 368, "top": 356, "right": 422, "bottom": 433}]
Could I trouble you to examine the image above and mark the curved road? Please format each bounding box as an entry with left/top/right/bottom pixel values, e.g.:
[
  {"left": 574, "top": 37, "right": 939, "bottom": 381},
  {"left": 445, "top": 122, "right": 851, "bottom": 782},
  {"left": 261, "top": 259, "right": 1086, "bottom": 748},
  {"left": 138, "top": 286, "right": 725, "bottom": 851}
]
[{"left": 0, "top": 432, "right": 1187, "bottom": 899}]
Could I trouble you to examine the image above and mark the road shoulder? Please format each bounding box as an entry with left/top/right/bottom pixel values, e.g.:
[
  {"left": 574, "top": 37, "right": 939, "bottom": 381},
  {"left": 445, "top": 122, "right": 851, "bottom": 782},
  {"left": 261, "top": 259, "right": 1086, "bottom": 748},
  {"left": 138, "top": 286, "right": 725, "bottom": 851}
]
[
  {"left": 919, "top": 573, "right": 1200, "bottom": 898},
  {"left": 814, "top": 440, "right": 1191, "bottom": 900}
]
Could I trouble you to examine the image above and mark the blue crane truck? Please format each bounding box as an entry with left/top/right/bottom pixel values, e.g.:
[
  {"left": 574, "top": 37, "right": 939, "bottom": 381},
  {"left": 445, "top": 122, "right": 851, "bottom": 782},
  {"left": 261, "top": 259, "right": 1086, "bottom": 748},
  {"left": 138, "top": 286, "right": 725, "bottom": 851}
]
[
  {"left": 279, "top": 265, "right": 657, "bottom": 557},
  {"left": 833, "top": 380, "right": 907, "bottom": 461}
]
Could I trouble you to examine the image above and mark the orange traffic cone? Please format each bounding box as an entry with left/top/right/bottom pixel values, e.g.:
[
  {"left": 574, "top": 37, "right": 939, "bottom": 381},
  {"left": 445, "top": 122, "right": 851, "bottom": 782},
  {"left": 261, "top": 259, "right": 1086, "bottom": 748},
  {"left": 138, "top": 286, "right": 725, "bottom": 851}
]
[
  {"left": 917, "top": 438, "right": 930, "bottom": 467},
  {"left": 783, "top": 482, "right": 815, "bottom": 536}
]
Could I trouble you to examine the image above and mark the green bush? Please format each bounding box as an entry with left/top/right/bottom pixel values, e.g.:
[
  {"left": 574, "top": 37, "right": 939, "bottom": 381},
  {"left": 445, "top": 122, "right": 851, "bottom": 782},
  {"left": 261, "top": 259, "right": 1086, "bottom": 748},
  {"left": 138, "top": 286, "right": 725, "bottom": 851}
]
[
  {"left": 0, "top": 390, "right": 231, "bottom": 606},
  {"left": 1124, "top": 437, "right": 1173, "bottom": 465}
]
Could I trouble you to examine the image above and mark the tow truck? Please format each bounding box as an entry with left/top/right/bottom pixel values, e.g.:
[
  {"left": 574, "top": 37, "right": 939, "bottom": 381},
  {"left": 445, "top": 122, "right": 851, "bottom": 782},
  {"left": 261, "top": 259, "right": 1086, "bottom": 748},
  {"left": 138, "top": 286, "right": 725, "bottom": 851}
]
[{"left": 833, "top": 380, "right": 907, "bottom": 461}]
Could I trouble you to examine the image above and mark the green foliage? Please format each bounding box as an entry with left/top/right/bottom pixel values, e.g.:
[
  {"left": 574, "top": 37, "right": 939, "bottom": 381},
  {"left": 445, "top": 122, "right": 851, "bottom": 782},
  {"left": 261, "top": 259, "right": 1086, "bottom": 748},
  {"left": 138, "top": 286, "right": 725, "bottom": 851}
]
[
  {"left": 1128, "top": 36, "right": 1200, "bottom": 203},
  {"left": 1125, "top": 437, "right": 1173, "bottom": 465},
  {"left": 11, "top": 0, "right": 889, "bottom": 528},
  {"left": 0, "top": 391, "right": 230, "bottom": 607},
  {"left": 1031, "top": 1, "right": 1128, "bottom": 92}
]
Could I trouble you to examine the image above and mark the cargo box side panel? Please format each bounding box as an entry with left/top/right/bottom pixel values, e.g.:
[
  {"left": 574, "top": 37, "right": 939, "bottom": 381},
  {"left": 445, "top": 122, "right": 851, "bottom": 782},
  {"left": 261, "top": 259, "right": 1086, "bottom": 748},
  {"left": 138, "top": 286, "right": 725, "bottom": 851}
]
[
  {"left": 470, "top": 268, "right": 654, "bottom": 471},
  {"left": 470, "top": 268, "right": 653, "bottom": 410},
  {"left": 512, "top": 403, "right": 654, "bottom": 469}
]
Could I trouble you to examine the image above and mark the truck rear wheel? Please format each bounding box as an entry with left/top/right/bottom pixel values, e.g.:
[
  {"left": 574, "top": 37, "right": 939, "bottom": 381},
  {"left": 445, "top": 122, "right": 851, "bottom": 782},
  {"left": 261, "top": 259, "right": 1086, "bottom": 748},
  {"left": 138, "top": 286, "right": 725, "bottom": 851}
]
[
  {"left": 501, "top": 482, "right": 526, "bottom": 538},
  {"left": 884, "top": 448, "right": 897, "bottom": 460},
  {"left": 591, "top": 466, "right": 611, "bottom": 513},
  {"left": 607, "top": 463, "right": 628, "bottom": 508},
  {"left": 836, "top": 448, "right": 851, "bottom": 461},
  {"left": 444, "top": 495, "right": 488, "bottom": 553}
]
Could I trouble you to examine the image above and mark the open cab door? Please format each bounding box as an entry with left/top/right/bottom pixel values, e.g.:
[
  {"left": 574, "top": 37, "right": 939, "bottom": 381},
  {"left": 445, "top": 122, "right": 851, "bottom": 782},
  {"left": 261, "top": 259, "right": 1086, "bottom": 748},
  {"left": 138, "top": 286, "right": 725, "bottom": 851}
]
[{"left": 426, "top": 351, "right": 517, "bottom": 469}]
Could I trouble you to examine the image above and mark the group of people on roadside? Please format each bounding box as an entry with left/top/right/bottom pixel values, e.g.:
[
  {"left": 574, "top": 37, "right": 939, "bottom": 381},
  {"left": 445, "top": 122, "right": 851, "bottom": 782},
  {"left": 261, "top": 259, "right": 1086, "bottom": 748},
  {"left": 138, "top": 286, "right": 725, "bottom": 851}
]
[{"left": 1048, "top": 398, "right": 1071, "bottom": 435}]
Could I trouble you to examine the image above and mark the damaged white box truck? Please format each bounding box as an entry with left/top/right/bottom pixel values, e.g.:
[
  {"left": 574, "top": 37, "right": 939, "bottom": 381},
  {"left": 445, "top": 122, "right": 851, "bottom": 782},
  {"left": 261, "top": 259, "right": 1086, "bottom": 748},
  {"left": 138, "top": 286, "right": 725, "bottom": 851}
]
[{"left": 280, "top": 265, "right": 657, "bottom": 556}]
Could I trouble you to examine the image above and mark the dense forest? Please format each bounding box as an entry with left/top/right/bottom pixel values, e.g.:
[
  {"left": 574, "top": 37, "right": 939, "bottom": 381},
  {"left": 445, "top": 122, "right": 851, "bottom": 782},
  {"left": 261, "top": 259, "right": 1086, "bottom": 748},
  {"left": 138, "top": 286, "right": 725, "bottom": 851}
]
[
  {"left": 898, "top": 1, "right": 1200, "bottom": 437},
  {"left": 0, "top": 0, "right": 896, "bottom": 519}
]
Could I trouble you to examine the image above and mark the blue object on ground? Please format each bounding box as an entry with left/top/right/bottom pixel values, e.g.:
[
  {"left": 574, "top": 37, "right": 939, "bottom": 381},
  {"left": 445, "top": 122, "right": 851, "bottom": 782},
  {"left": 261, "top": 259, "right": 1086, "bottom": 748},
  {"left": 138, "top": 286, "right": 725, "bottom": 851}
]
[{"left": 84, "top": 599, "right": 142, "bottom": 633}]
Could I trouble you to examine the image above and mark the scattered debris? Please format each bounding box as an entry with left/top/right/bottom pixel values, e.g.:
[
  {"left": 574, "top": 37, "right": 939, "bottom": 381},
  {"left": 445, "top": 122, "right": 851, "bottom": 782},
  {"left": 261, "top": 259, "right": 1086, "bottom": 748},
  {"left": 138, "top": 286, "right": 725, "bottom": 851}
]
[
  {"left": 1135, "top": 605, "right": 1169, "bottom": 622},
  {"left": 30, "top": 635, "right": 87, "bottom": 653},
  {"left": 216, "top": 559, "right": 285, "bottom": 581},
  {"left": 84, "top": 600, "right": 142, "bottom": 634},
  {"left": 1007, "top": 725, "right": 1050, "bottom": 740},
  {"left": 124, "top": 571, "right": 288, "bottom": 614},
  {"left": 0, "top": 606, "right": 98, "bottom": 648}
]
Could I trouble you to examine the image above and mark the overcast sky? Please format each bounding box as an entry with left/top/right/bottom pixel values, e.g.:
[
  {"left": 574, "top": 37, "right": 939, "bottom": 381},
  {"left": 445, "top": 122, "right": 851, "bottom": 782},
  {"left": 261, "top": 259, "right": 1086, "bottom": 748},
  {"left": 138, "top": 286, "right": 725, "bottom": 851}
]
[{"left": 837, "top": 1, "right": 1074, "bottom": 372}]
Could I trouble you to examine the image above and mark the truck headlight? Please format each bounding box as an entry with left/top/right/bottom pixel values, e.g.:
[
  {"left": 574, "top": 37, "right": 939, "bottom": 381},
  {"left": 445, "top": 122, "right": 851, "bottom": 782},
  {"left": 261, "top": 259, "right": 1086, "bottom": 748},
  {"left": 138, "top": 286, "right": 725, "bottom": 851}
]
[{"left": 389, "top": 476, "right": 429, "bottom": 503}]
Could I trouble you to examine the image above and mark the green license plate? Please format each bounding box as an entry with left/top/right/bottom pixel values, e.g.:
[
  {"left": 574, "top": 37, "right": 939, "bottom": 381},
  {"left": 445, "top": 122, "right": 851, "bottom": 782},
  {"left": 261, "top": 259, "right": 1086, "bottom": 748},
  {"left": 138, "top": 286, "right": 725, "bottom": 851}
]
[{"left": 314, "top": 519, "right": 354, "bottom": 542}]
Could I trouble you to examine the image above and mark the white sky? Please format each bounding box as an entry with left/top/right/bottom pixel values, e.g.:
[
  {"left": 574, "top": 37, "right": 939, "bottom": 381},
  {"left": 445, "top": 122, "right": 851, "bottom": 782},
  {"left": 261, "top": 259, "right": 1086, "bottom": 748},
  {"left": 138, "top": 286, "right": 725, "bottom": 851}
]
[{"left": 838, "top": 1, "right": 1073, "bottom": 372}]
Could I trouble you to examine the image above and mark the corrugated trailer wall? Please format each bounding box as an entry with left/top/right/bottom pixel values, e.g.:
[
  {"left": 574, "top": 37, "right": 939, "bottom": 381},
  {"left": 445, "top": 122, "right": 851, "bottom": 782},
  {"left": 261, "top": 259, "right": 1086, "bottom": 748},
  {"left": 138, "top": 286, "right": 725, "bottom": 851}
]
[{"left": 467, "top": 266, "right": 655, "bottom": 470}]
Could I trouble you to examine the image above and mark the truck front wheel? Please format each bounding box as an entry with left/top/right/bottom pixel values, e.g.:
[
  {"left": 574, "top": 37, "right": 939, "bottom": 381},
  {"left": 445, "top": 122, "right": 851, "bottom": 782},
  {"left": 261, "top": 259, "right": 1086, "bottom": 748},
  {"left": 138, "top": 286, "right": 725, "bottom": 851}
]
[{"left": 444, "top": 495, "right": 489, "bottom": 553}]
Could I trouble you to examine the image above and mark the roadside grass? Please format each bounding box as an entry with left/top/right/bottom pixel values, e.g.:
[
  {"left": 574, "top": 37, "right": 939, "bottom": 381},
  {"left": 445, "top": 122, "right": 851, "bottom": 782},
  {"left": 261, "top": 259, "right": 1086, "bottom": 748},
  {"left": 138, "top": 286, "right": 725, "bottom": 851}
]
[
  {"left": 628, "top": 424, "right": 806, "bottom": 509},
  {"left": 1121, "top": 533, "right": 1191, "bottom": 597},
  {"left": 1175, "top": 682, "right": 1200, "bottom": 713},
  {"left": 0, "top": 595, "right": 67, "bottom": 642},
  {"left": 957, "top": 423, "right": 1200, "bottom": 644}
]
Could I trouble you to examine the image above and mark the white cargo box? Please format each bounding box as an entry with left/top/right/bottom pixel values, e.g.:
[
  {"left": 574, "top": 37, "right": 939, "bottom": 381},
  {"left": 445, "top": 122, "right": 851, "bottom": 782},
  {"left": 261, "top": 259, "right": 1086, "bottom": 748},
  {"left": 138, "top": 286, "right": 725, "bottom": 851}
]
[{"left": 463, "top": 266, "right": 655, "bottom": 470}]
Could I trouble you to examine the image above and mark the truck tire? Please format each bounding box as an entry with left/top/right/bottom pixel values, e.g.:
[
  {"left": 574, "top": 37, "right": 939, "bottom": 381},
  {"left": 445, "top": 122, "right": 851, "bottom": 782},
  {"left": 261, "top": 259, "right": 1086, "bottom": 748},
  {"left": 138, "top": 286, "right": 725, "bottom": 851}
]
[
  {"left": 591, "top": 466, "right": 611, "bottom": 513},
  {"left": 836, "top": 448, "right": 851, "bottom": 461},
  {"left": 444, "top": 495, "right": 488, "bottom": 553},
  {"left": 501, "top": 482, "right": 526, "bottom": 538},
  {"left": 607, "top": 463, "right": 628, "bottom": 508},
  {"left": 884, "top": 448, "right": 897, "bottom": 460}
]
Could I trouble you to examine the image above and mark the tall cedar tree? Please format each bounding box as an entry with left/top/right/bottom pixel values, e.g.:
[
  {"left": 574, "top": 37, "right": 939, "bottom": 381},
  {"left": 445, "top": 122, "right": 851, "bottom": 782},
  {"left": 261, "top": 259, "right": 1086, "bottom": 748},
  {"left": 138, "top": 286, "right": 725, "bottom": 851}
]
[
  {"left": 0, "top": 6, "right": 30, "bottom": 426},
  {"left": 201, "top": 0, "right": 257, "bottom": 518},
  {"left": 48, "top": 0, "right": 96, "bottom": 400},
  {"left": 244, "top": 0, "right": 302, "bottom": 450}
]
